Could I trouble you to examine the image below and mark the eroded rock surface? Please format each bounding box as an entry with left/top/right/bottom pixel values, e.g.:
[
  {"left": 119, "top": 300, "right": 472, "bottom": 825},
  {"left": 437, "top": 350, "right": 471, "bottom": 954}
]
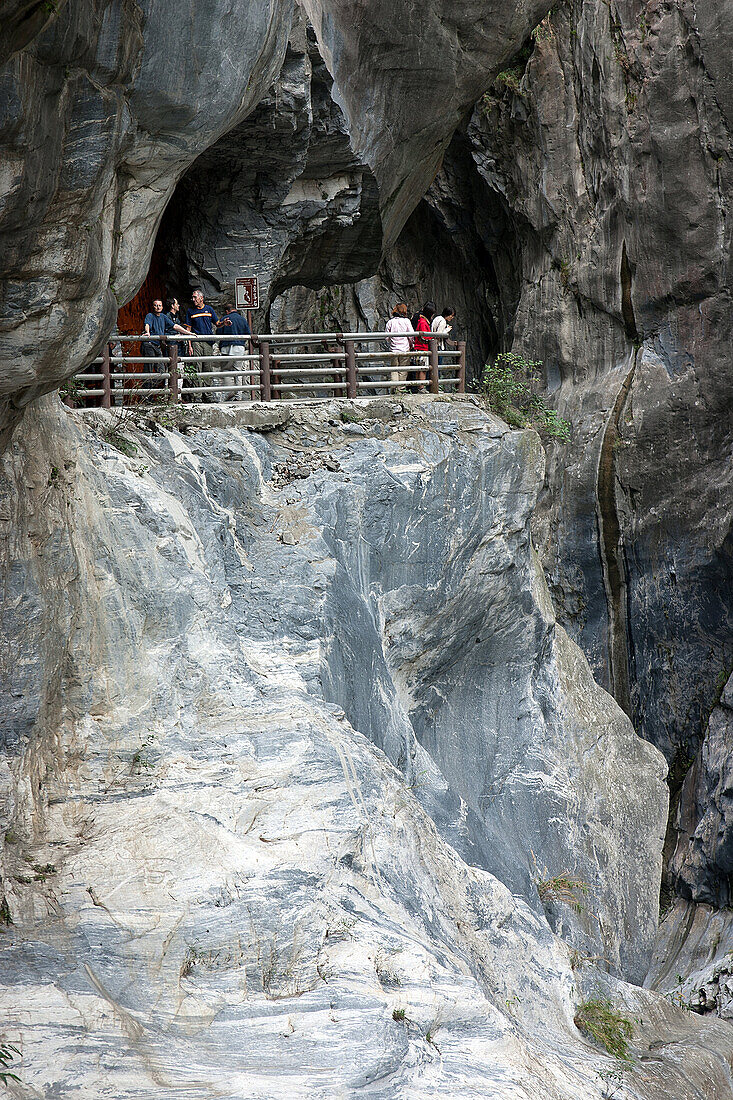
[
  {"left": 0, "top": 0, "right": 553, "bottom": 443},
  {"left": 0, "top": 0, "right": 291, "bottom": 441},
  {"left": 668, "top": 674, "right": 733, "bottom": 908},
  {"left": 460, "top": 0, "right": 733, "bottom": 777},
  {"left": 0, "top": 396, "right": 715, "bottom": 1097},
  {"left": 303, "top": 0, "right": 733, "bottom": 941},
  {"left": 647, "top": 899, "right": 733, "bottom": 1020}
]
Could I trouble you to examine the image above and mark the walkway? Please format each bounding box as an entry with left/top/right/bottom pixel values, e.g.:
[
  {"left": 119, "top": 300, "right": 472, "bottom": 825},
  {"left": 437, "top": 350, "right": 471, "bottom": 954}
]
[{"left": 71, "top": 332, "right": 466, "bottom": 406}]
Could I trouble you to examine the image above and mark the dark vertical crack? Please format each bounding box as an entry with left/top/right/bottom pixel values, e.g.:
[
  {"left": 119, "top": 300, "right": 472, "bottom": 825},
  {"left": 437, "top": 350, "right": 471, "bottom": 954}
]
[
  {"left": 596, "top": 356, "right": 636, "bottom": 717},
  {"left": 595, "top": 243, "right": 640, "bottom": 717},
  {"left": 620, "top": 242, "right": 639, "bottom": 342}
]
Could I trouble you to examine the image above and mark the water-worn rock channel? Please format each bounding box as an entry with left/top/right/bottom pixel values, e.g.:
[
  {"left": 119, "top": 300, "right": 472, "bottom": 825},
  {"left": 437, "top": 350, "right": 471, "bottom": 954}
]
[{"left": 0, "top": 396, "right": 730, "bottom": 1097}]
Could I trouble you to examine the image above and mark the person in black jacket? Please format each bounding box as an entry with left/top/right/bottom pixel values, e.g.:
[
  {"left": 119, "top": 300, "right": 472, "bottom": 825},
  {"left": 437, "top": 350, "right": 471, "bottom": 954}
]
[{"left": 216, "top": 304, "right": 252, "bottom": 401}]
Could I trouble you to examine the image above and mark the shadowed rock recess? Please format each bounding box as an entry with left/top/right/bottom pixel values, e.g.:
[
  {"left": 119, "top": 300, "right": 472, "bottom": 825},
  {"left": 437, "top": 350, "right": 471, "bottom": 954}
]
[{"left": 1, "top": 395, "right": 731, "bottom": 1098}]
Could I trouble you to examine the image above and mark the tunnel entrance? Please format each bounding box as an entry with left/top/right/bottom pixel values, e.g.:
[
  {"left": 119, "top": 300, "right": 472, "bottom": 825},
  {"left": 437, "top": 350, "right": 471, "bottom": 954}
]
[{"left": 116, "top": 237, "right": 169, "bottom": 335}]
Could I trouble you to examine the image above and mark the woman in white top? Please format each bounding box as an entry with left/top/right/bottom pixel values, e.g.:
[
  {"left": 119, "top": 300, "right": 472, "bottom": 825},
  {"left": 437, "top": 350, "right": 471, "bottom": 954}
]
[
  {"left": 385, "top": 302, "right": 413, "bottom": 386},
  {"left": 431, "top": 307, "right": 456, "bottom": 365}
]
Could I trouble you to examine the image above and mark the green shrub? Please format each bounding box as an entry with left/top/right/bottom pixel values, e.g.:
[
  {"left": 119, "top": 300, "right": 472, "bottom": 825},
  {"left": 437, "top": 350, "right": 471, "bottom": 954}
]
[
  {"left": 574, "top": 998, "right": 634, "bottom": 1059},
  {"left": 0, "top": 1041, "right": 20, "bottom": 1084},
  {"left": 535, "top": 871, "right": 589, "bottom": 913},
  {"left": 476, "top": 352, "right": 571, "bottom": 442}
]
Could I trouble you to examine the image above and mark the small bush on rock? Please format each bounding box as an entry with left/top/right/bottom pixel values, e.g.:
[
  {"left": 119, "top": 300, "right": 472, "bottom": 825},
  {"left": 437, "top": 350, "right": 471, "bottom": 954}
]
[
  {"left": 476, "top": 352, "right": 571, "bottom": 442},
  {"left": 574, "top": 997, "right": 634, "bottom": 1059},
  {"left": 535, "top": 871, "right": 589, "bottom": 913}
]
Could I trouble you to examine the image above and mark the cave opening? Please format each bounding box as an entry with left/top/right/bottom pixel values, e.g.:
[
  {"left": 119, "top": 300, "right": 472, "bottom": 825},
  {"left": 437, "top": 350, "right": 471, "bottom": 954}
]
[{"left": 121, "top": 91, "right": 520, "bottom": 390}]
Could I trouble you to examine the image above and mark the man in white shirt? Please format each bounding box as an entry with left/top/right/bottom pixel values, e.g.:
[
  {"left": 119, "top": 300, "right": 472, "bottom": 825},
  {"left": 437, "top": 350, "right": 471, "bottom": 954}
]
[{"left": 385, "top": 302, "right": 413, "bottom": 386}]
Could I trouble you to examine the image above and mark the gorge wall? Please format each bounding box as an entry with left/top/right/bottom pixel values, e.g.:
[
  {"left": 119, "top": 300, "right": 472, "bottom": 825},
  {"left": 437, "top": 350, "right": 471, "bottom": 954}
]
[
  {"left": 0, "top": 394, "right": 729, "bottom": 1098},
  {"left": 177, "top": 0, "right": 732, "bottom": 936},
  {"left": 1, "top": 0, "right": 733, "bottom": 1091}
]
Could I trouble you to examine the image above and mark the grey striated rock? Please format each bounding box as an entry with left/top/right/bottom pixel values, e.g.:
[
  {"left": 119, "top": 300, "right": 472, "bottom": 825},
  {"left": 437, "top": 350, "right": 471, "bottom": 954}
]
[
  {"left": 668, "top": 674, "right": 733, "bottom": 907},
  {"left": 158, "top": 0, "right": 553, "bottom": 319},
  {"left": 461, "top": 0, "right": 733, "bottom": 778},
  {"left": 0, "top": 0, "right": 553, "bottom": 442},
  {"left": 646, "top": 898, "right": 733, "bottom": 1019},
  {"left": 326, "top": 0, "right": 733, "bottom": 929},
  {"left": 159, "top": 10, "right": 383, "bottom": 307},
  {"left": 0, "top": 396, "right": 714, "bottom": 1098},
  {"left": 0, "top": 0, "right": 292, "bottom": 442}
]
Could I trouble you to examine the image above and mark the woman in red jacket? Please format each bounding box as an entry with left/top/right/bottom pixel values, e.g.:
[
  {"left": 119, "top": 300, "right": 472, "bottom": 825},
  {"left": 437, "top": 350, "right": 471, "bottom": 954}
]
[{"left": 413, "top": 301, "right": 436, "bottom": 390}]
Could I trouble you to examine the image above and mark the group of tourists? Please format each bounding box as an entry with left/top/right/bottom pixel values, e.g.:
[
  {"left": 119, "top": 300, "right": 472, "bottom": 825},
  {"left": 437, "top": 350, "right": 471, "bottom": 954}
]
[
  {"left": 125, "top": 291, "right": 456, "bottom": 402},
  {"left": 385, "top": 301, "right": 456, "bottom": 387},
  {"left": 140, "top": 289, "right": 252, "bottom": 397}
]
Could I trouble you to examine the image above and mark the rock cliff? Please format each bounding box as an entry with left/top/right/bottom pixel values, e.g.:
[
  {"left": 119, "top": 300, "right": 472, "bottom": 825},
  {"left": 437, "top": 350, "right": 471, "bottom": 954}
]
[
  {"left": 0, "top": 395, "right": 729, "bottom": 1097},
  {"left": 458, "top": 0, "right": 733, "bottom": 939},
  {"left": 0, "top": 0, "right": 290, "bottom": 443},
  {"left": 1, "top": 0, "right": 732, "bottom": 1086},
  {"left": 260, "top": 0, "right": 733, "bottom": 937},
  {"left": 0, "top": 0, "right": 549, "bottom": 443}
]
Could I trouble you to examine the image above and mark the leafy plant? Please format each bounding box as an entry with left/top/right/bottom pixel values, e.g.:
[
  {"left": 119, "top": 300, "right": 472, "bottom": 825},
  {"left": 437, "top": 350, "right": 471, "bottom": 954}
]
[
  {"left": 0, "top": 898, "right": 12, "bottom": 926},
  {"left": 31, "top": 862, "right": 56, "bottom": 881},
  {"left": 131, "top": 735, "right": 156, "bottom": 774},
  {"left": 597, "top": 1060, "right": 628, "bottom": 1099},
  {"left": 574, "top": 998, "right": 634, "bottom": 1060},
  {"left": 103, "top": 428, "right": 138, "bottom": 457},
  {"left": 392, "top": 1007, "right": 406, "bottom": 1022},
  {"left": 59, "top": 375, "right": 82, "bottom": 403},
  {"left": 476, "top": 351, "right": 571, "bottom": 442},
  {"left": 531, "top": 16, "right": 554, "bottom": 42},
  {"left": 495, "top": 67, "right": 523, "bottom": 94},
  {"left": 535, "top": 870, "right": 590, "bottom": 912},
  {"left": 0, "top": 1041, "right": 20, "bottom": 1084}
]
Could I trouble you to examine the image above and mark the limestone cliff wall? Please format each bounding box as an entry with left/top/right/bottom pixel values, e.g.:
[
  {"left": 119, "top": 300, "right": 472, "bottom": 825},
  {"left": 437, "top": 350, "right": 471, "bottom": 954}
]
[
  {"left": 0, "top": 0, "right": 291, "bottom": 442},
  {"left": 0, "top": 0, "right": 550, "bottom": 443},
  {"left": 458, "top": 0, "right": 733, "bottom": 919},
  {"left": 260, "top": 0, "right": 733, "bottom": 921},
  {"left": 0, "top": 396, "right": 728, "bottom": 1096}
]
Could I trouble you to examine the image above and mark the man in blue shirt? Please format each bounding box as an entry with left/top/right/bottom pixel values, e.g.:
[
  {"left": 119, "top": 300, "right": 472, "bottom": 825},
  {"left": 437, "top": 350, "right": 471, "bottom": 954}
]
[
  {"left": 185, "top": 289, "right": 219, "bottom": 401},
  {"left": 141, "top": 299, "right": 166, "bottom": 390},
  {"left": 216, "top": 303, "right": 252, "bottom": 401}
]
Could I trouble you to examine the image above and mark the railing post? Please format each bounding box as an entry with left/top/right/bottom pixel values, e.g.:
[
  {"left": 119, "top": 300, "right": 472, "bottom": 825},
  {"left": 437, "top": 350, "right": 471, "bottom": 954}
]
[
  {"left": 429, "top": 337, "right": 439, "bottom": 394},
  {"left": 259, "top": 340, "right": 272, "bottom": 401},
  {"left": 457, "top": 341, "right": 466, "bottom": 393},
  {"left": 344, "top": 340, "right": 357, "bottom": 398},
  {"left": 101, "top": 343, "right": 112, "bottom": 408},
  {"left": 168, "top": 340, "right": 179, "bottom": 403}
]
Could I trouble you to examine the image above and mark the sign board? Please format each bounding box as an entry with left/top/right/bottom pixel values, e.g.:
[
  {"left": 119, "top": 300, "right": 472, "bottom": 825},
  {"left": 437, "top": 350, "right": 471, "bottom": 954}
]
[{"left": 235, "top": 276, "right": 260, "bottom": 311}]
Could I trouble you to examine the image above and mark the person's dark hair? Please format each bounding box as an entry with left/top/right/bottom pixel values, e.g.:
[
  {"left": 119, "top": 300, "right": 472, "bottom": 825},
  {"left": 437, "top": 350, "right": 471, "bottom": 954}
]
[
  {"left": 442, "top": 307, "right": 455, "bottom": 318},
  {"left": 225, "top": 303, "right": 235, "bottom": 312},
  {"left": 423, "top": 301, "right": 437, "bottom": 322},
  {"left": 410, "top": 311, "right": 421, "bottom": 329},
  {"left": 165, "top": 298, "right": 178, "bottom": 313}
]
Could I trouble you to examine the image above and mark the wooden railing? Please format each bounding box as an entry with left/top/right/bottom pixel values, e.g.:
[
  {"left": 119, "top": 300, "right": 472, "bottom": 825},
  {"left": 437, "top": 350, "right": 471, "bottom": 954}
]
[{"left": 69, "top": 332, "right": 466, "bottom": 406}]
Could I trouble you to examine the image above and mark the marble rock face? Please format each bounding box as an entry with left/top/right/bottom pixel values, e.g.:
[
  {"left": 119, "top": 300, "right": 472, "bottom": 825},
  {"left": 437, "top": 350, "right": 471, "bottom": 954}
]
[
  {"left": 0, "top": 0, "right": 292, "bottom": 443},
  {"left": 459, "top": 0, "right": 733, "bottom": 778},
  {"left": 1, "top": 396, "right": 721, "bottom": 1098},
  {"left": 0, "top": 0, "right": 550, "bottom": 445},
  {"left": 276, "top": 0, "right": 733, "bottom": 938},
  {"left": 668, "top": 674, "right": 733, "bottom": 908}
]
